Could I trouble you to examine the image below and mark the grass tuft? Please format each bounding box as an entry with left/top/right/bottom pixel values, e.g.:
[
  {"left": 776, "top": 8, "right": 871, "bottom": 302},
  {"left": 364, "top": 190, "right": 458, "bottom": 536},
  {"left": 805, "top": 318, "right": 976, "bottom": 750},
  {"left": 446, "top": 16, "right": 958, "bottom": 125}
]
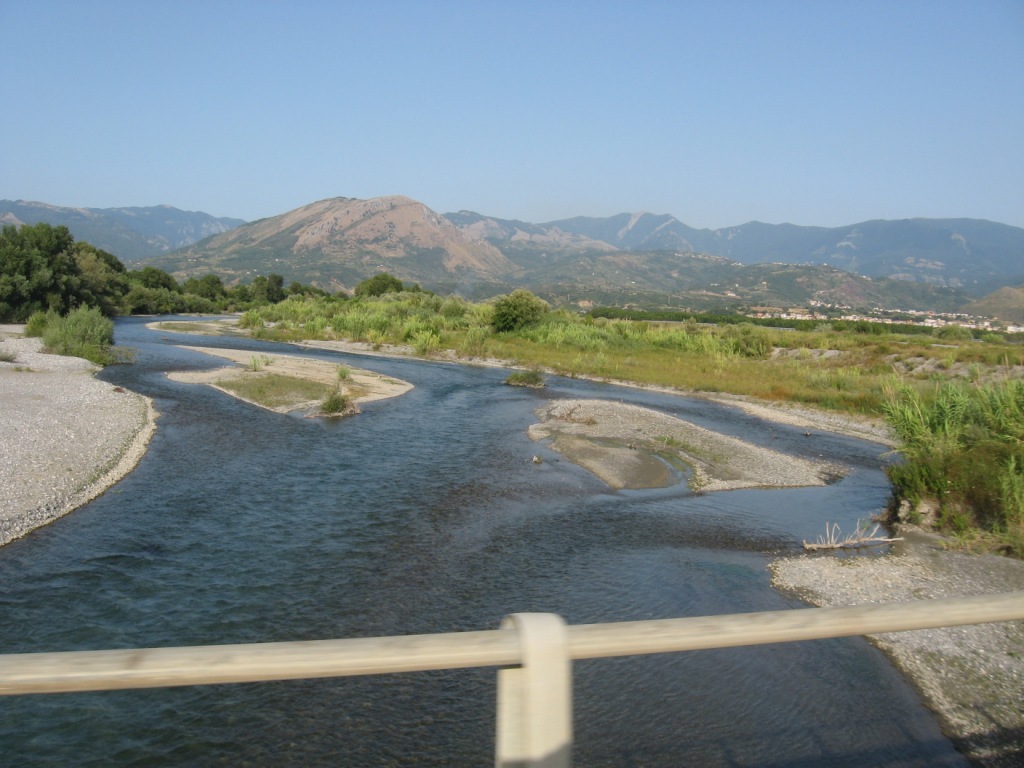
[
  {"left": 504, "top": 369, "right": 545, "bottom": 387},
  {"left": 320, "top": 388, "right": 350, "bottom": 415}
]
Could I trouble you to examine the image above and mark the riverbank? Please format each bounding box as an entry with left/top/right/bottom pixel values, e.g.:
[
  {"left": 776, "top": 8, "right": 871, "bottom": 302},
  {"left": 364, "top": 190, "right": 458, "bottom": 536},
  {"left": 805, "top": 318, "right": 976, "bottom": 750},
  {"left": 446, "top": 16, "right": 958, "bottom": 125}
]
[
  {"left": 772, "top": 536, "right": 1024, "bottom": 767},
  {"left": 0, "top": 332, "right": 156, "bottom": 547}
]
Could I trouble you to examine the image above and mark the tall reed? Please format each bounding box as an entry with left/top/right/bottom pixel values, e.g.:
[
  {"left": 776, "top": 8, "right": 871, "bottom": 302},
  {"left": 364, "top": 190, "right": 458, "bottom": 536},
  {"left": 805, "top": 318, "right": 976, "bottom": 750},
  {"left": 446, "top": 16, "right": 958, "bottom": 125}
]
[{"left": 883, "top": 379, "right": 1024, "bottom": 553}]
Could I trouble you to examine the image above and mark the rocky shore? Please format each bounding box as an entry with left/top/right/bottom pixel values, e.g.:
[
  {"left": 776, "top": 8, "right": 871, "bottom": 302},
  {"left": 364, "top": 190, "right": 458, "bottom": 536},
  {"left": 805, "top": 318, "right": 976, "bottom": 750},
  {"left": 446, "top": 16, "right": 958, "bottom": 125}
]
[{"left": 0, "top": 333, "right": 156, "bottom": 547}]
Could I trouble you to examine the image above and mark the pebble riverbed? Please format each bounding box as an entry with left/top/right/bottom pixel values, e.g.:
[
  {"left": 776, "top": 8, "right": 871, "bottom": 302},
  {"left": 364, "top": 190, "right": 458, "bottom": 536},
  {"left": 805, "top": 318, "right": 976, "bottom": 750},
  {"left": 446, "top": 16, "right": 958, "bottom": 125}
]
[
  {"left": 0, "top": 334, "right": 155, "bottom": 546},
  {"left": 772, "top": 536, "right": 1024, "bottom": 767}
]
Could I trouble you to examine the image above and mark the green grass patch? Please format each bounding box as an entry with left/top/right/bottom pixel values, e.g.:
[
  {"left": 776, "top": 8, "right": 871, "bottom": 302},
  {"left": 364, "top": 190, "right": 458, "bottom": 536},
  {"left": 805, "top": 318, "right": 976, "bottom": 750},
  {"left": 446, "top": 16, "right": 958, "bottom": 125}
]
[
  {"left": 505, "top": 369, "right": 545, "bottom": 387},
  {"left": 155, "top": 321, "right": 212, "bottom": 333},
  {"left": 215, "top": 373, "right": 333, "bottom": 410}
]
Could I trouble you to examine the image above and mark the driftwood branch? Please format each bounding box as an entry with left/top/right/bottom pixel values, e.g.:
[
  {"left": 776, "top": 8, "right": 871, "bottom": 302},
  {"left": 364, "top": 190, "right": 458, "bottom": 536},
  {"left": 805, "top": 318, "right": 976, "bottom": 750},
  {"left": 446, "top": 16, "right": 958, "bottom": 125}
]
[{"left": 803, "top": 521, "right": 903, "bottom": 551}]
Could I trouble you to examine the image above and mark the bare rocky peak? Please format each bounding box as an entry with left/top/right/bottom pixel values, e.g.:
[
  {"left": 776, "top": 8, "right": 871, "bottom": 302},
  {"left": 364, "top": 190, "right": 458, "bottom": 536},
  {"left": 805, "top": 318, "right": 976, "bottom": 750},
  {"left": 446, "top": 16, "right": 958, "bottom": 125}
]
[{"left": 283, "top": 196, "right": 515, "bottom": 275}]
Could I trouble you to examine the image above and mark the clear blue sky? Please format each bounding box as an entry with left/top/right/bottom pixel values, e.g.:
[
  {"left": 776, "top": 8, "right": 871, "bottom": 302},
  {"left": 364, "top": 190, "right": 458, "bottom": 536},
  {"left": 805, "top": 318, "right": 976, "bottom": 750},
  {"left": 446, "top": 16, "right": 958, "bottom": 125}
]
[{"left": 3, "top": 0, "right": 1022, "bottom": 228}]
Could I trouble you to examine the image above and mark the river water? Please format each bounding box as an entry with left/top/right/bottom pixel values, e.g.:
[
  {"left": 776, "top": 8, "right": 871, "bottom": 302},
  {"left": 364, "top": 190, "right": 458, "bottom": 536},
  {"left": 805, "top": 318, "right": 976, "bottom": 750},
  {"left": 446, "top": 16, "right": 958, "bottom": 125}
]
[{"left": 0, "top": 317, "right": 966, "bottom": 766}]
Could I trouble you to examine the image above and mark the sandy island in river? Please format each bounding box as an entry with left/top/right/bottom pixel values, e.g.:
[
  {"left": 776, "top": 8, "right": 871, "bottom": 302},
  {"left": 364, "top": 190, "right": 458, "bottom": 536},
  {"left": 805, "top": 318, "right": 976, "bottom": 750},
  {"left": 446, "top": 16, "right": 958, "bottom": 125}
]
[
  {"left": 166, "top": 345, "right": 412, "bottom": 413},
  {"left": 528, "top": 398, "right": 845, "bottom": 491}
]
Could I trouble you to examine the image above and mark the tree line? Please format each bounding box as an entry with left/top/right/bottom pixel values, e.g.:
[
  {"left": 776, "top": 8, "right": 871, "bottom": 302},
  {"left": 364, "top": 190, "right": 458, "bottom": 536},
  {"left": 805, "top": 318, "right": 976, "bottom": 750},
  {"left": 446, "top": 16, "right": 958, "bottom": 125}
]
[{"left": 0, "top": 222, "right": 331, "bottom": 322}]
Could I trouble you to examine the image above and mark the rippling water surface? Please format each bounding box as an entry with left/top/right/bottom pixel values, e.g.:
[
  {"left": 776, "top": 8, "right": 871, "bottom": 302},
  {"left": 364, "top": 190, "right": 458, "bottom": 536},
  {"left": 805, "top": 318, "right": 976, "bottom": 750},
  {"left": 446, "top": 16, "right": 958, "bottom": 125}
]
[{"left": 0, "top": 318, "right": 966, "bottom": 766}]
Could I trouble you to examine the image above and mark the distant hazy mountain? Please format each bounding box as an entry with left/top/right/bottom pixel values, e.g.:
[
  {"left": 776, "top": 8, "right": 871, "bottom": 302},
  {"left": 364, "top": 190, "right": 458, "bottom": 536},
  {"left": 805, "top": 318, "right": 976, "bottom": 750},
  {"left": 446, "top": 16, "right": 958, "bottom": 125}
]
[
  {"left": 142, "top": 195, "right": 968, "bottom": 312},
  {"left": 149, "top": 196, "right": 516, "bottom": 295},
  {"left": 12, "top": 193, "right": 1013, "bottom": 312},
  {"left": 0, "top": 200, "right": 245, "bottom": 261},
  {"left": 455, "top": 211, "right": 1024, "bottom": 296},
  {"left": 963, "top": 286, "right": 1024, "bottom": 324}
]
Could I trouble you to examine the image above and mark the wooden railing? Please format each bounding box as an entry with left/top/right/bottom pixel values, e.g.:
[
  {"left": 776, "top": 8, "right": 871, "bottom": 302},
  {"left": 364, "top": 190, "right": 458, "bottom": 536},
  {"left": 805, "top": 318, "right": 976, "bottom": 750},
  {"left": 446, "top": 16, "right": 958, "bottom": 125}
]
[{"left": 2, "top": 592, "right": 1023, "bottom": 767}]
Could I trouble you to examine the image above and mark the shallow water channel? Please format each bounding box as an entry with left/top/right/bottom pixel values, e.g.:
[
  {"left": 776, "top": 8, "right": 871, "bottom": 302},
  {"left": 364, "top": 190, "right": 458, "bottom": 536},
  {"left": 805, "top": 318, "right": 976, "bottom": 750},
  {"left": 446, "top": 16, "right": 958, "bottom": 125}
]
[{"left": 0, "top": 317, "right": 967, "bottom": 766}]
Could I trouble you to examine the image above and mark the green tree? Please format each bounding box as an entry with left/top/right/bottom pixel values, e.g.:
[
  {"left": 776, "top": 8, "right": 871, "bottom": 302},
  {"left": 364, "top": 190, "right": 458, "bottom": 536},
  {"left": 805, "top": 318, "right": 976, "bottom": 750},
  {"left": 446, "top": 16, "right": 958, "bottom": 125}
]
[
  {"left": 230, "top": 283, "right": 252, "bottom": 304},
  {"left": 249, "top": 273, "right": 286, "bottom": 304},
  {"left": 0, "top": 223, "right": 82, "bottom": 321},
  {"left": 128, "top": 266, "right": 181, "bottom": 293},
  {"left": 354, "top": 273, "right": 404, "bottom": 297},
  {"left": 490, "top": 289, "right": 549, "bottom": 332},
  {"left": 182, "top": 273, "right": 227, "bottom": 301},
  {"left": 124, "top": 285, "right": 181, "bottom": 314},
  {"left": 72, "top": 242, "right": 129, "bottom": 316}
]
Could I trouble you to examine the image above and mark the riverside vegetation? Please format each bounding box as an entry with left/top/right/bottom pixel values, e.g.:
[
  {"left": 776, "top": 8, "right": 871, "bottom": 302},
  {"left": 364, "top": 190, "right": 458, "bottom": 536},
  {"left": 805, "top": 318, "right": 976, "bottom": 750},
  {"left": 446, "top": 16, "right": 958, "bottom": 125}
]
[
  {"left": 233, "top": 286, "right": 1024, "bottom": 556},
  {"left": 23, "top": 306, "right": 122, "bottom": 366},
  {"left": 4, "top": 221, "right": 1023, "bottom": 554}
]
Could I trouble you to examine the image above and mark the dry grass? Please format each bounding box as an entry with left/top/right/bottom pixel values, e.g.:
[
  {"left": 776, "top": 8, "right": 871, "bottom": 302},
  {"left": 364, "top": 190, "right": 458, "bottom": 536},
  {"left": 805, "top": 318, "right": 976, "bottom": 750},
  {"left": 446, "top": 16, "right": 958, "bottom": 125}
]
[{"left": 803, "top": 521, "right": 904, "bottom": 551}]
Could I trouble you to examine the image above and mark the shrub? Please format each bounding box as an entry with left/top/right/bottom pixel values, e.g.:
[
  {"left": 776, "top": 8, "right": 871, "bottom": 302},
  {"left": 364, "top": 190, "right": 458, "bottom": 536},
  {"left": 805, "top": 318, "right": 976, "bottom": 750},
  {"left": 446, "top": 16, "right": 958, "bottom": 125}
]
[
  {"left": 247, "top": 354, "right": 273, "bottom": 372},
  {"left": 24, "top": 310, "right": 52, "bottom": 337},
  {"left": 490, "top": 290, "right": 549, "bottom": 332},
  {"left": 504, "top": 369, "right": 545, "bottom": 387},
  {"left": 411, "top": 329, "right": 441, "bottom": 356},
  {"left": 37, "top": 306, "right": 117, "bottom": 365},
  {"left": 320, "top": 388, "right": 350, "bottom": 415},
  {"left": 460, "top": 325, "right": 490, "bottom": 357},
  {"left": 934, "top": 325, "right": 972, "bottom": 342},
  {"left": 237, "top": 310, "right": 264, "bottom": 330},
  {"left": 354, "top": 273, "right": 403, "bottom": 297},
  {"left": 439, "top": 298, "right": 467, "bottom": 319}
]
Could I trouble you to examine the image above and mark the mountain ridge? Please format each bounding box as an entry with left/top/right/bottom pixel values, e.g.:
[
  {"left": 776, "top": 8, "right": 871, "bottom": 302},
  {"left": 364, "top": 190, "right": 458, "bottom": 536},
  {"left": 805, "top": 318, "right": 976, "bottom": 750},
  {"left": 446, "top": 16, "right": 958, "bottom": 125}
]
[
  {"left": 486, "top": 211, "right": 1024, "bottom": 294},
  {"left": 148, "top": 196, "right": 516, "bottom": 294},
  {"left": 0, "top": 199, "right": 245, "bottom": 261},
  {"left": 5, "top": 195, "right": 1023, "bottom": 315}
]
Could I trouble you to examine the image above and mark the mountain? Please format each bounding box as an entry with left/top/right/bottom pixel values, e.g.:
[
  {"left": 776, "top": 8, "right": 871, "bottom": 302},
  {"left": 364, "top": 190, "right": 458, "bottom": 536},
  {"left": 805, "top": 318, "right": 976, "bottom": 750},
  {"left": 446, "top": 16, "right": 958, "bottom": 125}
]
[
  {"left": 0, "top": 200, "right": 245, "bottom": 262},
  {"left": 697, "top": 218, "right": 1024, "bottom": 295},
  {"left": 458, "top": 212, "right": 1024, "bottom": 296},
  {"left": 498, "top": 247, "right": 968, "bottom": 314},
  {"left": 963, "top": 286, "right": 1024, "bottom": 324},
  {"left": 15, "top": 193, "right": 1009, "bottom": 312},
  {"left": 149, "top": 196, "right": 517, "bottom": 294},
  {"left": 539, "top": 211, "right": 705, "bottom": 252},
  {"left": 139, "top": 195, "right": 974, "bottom": 311}
]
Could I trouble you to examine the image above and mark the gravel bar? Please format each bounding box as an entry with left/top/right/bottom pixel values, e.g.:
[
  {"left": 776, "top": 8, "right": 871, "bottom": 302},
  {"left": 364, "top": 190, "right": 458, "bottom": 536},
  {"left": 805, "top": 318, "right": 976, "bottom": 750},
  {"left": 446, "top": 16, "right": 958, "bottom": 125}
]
[
  {"left": 529, "top": 398, "right": 843, "bottom": 491},
  {"left": 772, "top": 535, "right": 1024, "bottom": 767},
  {"left": 0, "top": 335, "right": 156, "bottom": 546}
]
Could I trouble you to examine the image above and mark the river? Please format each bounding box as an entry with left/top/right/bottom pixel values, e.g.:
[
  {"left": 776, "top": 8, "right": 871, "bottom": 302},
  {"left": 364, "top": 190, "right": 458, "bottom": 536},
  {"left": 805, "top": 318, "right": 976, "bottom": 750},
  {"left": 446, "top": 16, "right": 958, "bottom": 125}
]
[{"left": 0, "top": 317, "right": 966, "bottom": 766}]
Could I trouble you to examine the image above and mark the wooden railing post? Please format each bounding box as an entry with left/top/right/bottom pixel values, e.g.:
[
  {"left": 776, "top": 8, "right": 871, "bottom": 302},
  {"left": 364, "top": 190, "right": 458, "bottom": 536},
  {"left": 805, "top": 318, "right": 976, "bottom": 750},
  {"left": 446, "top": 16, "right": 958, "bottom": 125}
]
[{"left": 496, "top": 613, "right": 572, "bottom": 768}]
